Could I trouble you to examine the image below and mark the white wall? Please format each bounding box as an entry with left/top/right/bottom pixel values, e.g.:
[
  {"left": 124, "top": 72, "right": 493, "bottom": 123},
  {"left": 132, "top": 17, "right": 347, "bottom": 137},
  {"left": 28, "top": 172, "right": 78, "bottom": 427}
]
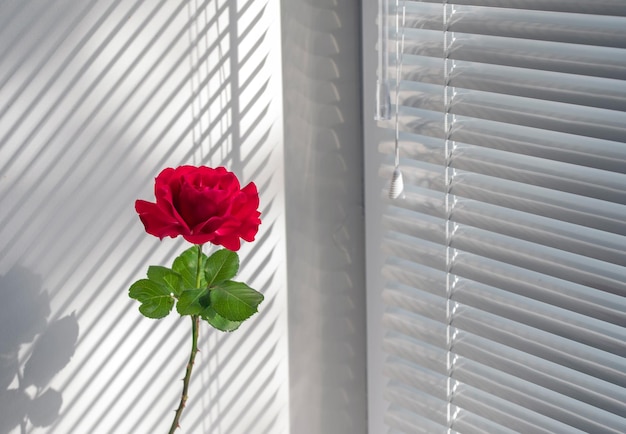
[
  {"left": 361, "top": 2, "right": 390, "bottom": 434},
  {"left": 281, "top": 1, "right": 368, "bottom": 433},
  {"left": 0, "top": 1, "right": 289, "bottom": 433}
]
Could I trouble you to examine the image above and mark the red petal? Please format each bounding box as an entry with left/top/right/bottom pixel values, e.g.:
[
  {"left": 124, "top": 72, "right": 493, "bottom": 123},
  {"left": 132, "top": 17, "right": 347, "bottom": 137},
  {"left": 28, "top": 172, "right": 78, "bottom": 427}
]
[
  {"left": 211, "top": 233, "right": 242, "bottom": 251},
  {"left": 182, "top": 233, "right": 216, "bottom": 245},
  {"left": 135, "top": 200, "right": 184, "bottom": 239}
]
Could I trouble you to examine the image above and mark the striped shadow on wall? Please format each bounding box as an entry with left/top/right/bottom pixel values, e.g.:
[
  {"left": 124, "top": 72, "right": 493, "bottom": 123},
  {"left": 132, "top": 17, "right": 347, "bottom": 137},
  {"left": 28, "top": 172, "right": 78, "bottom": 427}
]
[{"left": 0, "top": 0, "right": 288, "bottom": 433}]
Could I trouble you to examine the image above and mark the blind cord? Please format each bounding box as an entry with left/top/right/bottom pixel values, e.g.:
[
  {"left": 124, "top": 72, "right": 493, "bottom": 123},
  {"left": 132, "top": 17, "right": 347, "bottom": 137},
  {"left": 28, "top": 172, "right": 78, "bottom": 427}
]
[{"left": 389, "top": 0, "right": 406, "bottom": 199}]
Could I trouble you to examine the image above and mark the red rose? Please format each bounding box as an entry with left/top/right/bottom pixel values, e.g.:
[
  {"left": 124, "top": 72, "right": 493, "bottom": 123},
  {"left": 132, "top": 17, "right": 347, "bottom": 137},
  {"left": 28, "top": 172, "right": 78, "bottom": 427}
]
[{"left": 135, "top": 166, "right": 261, "bottom": 251}]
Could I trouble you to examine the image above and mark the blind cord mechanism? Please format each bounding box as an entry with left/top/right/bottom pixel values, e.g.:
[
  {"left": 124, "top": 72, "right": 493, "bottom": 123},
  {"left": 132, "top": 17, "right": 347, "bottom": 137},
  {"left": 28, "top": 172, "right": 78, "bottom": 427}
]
[
  {"left": 376, "top": 0, "right": 391, "bottom": 120},
  {"left": 389, "top": 0, "right": 406, "bottom": 199}
]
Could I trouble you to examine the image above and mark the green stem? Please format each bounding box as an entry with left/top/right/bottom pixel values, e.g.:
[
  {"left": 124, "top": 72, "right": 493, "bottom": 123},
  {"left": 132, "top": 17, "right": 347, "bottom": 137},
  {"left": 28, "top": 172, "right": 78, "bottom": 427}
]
[
  {"left": 168, "top": 315, "right": 199, "bottom": 433},
  {"left": 168, "top": 245, "right": 203, "bottom": 433}
]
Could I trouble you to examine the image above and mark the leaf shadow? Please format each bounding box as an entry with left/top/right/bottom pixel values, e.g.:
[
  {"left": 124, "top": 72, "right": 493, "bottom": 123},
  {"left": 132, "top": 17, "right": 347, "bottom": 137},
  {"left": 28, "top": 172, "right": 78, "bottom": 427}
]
[{"left": 0, "top": 266, "right": 79, "bottom": 434}]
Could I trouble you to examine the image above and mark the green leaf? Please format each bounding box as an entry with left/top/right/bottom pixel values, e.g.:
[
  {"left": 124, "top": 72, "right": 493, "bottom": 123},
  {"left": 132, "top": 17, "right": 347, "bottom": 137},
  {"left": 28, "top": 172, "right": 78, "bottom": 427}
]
[
  {"left": 147, "top": 266, "right": 184, "bottom": 297},
  {"left": 200, "top": 305, "right": 242, "bottom": 332},
  {"left": 129, "top": 279, "right": 175, "bottom": 319},
  {"left": 209, "top": 281, "right": 263, "bottom": 322},
  {"left": 205, "top": 249, "right": 239, "bottom": 286},
  {"left": 176, "top": 287, "right": 209, "bottom": 316},
  {"left": 172, "top": 246, "right": 207, "bottom": 290}
]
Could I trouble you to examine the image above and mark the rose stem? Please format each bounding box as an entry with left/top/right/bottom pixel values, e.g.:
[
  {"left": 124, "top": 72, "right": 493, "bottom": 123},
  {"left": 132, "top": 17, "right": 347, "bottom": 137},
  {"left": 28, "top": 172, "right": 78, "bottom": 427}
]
[{"left": 168, "top": 244, "right": 203, "bottom": 433}]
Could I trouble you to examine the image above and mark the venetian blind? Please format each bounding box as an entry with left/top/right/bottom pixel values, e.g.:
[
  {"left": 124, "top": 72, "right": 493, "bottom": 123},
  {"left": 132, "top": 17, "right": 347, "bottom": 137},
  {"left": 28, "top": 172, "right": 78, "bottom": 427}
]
[{"left": 376, "top": 1, "right": 626, "bottom": 433}]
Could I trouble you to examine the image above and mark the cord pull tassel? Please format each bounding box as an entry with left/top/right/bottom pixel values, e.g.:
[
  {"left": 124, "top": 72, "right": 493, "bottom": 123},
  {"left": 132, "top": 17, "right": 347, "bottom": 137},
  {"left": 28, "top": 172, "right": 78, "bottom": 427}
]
[{"left": 389, "top": 167, "right": 404, "bottom": 199}]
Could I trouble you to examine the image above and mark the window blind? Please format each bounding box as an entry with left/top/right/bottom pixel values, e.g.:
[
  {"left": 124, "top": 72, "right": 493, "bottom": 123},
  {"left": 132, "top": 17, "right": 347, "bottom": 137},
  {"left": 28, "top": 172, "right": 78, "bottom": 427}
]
[{"left": 376, "top": 1, "right": 626, "bottom": 433}]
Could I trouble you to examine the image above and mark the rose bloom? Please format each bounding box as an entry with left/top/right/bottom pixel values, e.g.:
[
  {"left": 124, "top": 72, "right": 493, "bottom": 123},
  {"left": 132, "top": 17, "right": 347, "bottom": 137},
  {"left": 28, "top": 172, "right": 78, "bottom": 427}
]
[{"left": 135, "top": 166, "right": 261, "bottom": 251}]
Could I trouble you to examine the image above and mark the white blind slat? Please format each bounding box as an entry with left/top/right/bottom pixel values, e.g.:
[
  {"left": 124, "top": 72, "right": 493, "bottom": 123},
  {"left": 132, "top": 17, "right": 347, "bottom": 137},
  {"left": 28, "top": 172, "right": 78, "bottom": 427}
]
[
  {"left": 410, "top": 0, "right": 626, "bottom": 16},
  {"left": 454, "top": 307, "right": 626, "bottom": 388},
  {"left": 453, "top": 254, "right": 626, "bottom": 326},
  {"left": 454, "top": 361, "right": 625, "bottom": 433},
  {"left": 373, "top": 2, "right": 626, "bottom": 432},
  {"left": 454, "top": 335, "right": 626, "bottom": 416}
]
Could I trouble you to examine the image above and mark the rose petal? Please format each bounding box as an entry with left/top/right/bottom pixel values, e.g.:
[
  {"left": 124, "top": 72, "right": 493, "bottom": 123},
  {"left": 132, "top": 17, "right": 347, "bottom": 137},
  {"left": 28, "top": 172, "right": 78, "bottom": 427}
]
[
  {"left": 135, "top": 166, "right": 262, "bottom": 249},
  {"left": 211, "top": 233, "right": 241, "bottom": 251},
  {"left": 135, "top": 200, "right": 184, "bottom": 239},
  {"left": 182, "top": 232, "right": 216, "bottom": 245},
  {"left": 177, "top": 180, "right": 220, "bottom": 228}
]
